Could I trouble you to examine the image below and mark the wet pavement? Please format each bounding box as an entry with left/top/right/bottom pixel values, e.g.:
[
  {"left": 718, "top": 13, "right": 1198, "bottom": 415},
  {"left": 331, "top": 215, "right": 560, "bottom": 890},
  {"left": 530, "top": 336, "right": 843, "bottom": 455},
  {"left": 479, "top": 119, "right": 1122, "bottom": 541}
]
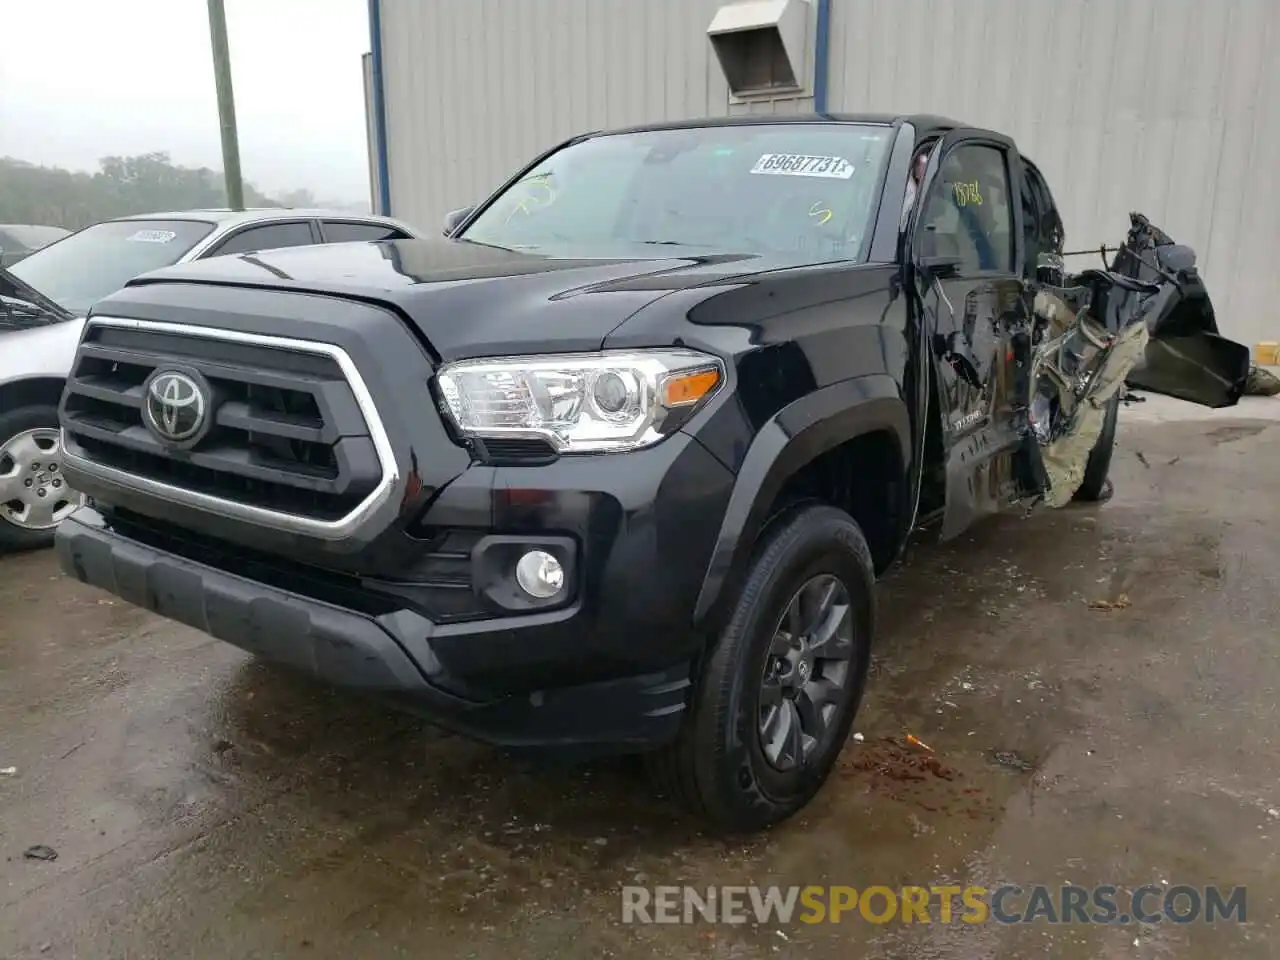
[{"left": 3, "top": 396, "right": 1279, "bottom": 959}]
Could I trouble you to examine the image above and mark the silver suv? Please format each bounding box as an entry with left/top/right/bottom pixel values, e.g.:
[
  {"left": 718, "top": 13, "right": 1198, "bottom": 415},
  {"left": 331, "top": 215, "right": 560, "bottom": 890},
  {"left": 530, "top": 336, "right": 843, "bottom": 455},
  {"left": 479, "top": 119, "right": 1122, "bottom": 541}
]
[{"left": 0, "top": 208, "right": 421, "bottom": 550}]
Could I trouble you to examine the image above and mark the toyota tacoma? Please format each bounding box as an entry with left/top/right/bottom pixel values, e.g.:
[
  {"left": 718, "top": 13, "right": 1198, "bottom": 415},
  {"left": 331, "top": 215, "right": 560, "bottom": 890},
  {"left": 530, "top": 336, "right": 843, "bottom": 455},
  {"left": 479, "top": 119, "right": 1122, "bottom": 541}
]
[{"left": 53, "top": 115, "right": 1250, "bottom": 832}]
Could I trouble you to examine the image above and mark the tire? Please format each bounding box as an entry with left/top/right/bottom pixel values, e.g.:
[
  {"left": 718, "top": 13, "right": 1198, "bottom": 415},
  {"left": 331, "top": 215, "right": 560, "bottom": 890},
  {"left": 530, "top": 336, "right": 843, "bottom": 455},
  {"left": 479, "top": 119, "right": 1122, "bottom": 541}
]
[
  {"left": 0, "top": 404, "right": 81, "bottom": 552},
  {"left": 649, "top": 504, "right": 875, "bottom": 833},
  {"left": 1073, "top": 393, "right": 1120, "bottom": 503}
]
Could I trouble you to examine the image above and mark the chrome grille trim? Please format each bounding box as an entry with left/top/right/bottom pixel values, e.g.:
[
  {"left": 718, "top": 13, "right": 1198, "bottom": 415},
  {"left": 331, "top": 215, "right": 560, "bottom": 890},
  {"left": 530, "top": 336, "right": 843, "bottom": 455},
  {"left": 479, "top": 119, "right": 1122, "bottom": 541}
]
[{"left": 61, "top": 316, "right": 400, "bottom": 540}]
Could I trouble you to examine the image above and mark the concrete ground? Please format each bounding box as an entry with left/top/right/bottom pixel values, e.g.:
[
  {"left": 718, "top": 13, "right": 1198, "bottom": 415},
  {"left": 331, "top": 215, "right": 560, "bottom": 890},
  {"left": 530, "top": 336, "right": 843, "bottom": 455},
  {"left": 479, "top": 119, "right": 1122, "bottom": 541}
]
[{"left": 2, "top": 395, "right": 1279, "bottom": 959}]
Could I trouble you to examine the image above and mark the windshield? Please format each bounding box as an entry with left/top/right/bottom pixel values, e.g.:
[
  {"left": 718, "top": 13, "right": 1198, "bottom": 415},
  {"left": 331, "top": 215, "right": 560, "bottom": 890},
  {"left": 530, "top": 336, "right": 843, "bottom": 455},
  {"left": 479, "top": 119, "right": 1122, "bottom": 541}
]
[
  {"left": 10, "top": 219, "right": 215, "bottom": 315},
  {"left": 460, "top": 123, "right": 894, "bottom": 262}
]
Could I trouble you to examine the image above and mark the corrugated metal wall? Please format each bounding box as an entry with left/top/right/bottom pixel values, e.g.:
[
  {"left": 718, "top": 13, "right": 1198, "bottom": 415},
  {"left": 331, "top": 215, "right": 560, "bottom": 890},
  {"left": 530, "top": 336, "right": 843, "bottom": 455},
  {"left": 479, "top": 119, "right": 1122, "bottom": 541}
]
[
  {"left": 379, "top": 0, "right": 1280, "bottom": 344},
  {"left": 381, "top": 0, "right": 729, "bottom": 233},
  {"left": 826, "top": 0, "right": 1280, "bottom": 346}
]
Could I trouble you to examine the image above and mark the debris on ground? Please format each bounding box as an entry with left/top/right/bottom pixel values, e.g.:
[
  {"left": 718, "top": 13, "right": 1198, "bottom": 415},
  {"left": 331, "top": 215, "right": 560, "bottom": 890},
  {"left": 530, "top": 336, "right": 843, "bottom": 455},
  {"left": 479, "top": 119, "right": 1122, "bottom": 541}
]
[
  {"left": 23, "top": 845, "right": 58, "bottom": 861},
  {"left": 1087, "top": 594, "right": 1131, "bottom": 611},
  {"left": 0, "top": 766, "right": 16, "bottom": 776},
  {"left": 852, "top": 732, "right": 865, "bottom": 743},
  {"left": 1244, "top": 365, "right": 1280, "bottom": 397},
  {"left": 992, "top": 751, "right": 1037, "bottom": 773},
  {"left": 842, "top": 738, "right": 958, "bottom": 782},
  {"left": 905, "top": 734, "right": 933, "bottom": 752}
]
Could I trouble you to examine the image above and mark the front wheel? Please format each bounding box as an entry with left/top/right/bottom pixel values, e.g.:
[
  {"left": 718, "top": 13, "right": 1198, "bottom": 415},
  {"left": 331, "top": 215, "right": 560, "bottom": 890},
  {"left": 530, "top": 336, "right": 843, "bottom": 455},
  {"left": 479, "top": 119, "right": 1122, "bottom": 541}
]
[
  {"left": 649, "top": 504, "right": 875, "bottom": 833},
  {"left": 0, "top": 405, "right": 83, "bottom": 552}
]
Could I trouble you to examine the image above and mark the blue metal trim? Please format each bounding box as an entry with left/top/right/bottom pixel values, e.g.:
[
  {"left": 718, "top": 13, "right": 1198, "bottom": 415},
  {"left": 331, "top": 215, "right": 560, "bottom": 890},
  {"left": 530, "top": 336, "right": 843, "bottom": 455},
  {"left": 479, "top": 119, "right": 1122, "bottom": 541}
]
[
  {"left": 368, "top": 0, "right": 393, "bottom": 215},
  {"left": 813, "top": 0, "right": 832, "bottom": 115}
]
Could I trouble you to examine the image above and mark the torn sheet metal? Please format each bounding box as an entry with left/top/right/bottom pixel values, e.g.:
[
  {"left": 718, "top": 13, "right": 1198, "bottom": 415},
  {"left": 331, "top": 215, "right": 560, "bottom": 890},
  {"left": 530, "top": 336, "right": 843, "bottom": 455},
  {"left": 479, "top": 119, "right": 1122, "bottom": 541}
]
[
  {"left": 1029, "top": 286, "right": 1148, "bottom": 506},
  {"left": 1025, "top": 213, "right": 1219, "bottom": 507}
]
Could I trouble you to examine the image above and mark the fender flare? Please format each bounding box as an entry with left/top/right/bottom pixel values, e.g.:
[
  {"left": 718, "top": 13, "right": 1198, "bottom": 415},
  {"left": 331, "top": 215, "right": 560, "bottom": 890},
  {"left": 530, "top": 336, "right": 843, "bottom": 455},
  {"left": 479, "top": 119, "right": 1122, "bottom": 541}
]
[{"left": 693, "top": 374, "right": 912, "bottom": 625}]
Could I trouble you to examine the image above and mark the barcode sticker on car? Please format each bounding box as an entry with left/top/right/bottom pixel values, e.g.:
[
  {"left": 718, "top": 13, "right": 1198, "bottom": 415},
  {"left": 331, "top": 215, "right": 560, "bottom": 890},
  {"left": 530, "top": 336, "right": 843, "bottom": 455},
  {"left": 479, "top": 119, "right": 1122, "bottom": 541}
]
[
  {"left": 127, "top": 230, "right": 177, "bottom": 243},
  {"left": 750, "top": 154, "right": 855, "bottom": 179}
]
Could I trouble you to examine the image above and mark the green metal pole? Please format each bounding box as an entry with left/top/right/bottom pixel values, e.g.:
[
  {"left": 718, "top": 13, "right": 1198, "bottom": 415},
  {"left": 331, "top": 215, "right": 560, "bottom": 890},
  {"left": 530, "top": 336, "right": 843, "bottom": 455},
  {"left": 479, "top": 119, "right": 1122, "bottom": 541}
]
[{"left": 207, "top": 0, "right": 244, "bottom": 210}]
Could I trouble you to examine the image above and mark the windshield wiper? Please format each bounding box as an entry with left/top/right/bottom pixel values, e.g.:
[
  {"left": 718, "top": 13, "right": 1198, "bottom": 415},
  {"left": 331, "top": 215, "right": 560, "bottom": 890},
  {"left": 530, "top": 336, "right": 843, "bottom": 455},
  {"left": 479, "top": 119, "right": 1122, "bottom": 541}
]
[
  {"left": 634, "top": 239, "right": 714, "bottom": 248},
  {"left": 0, "top": 265, "right": 73, "bottom": 322},
  {"left": 0, "top": 295, "right": 61, "bottom": 328}
]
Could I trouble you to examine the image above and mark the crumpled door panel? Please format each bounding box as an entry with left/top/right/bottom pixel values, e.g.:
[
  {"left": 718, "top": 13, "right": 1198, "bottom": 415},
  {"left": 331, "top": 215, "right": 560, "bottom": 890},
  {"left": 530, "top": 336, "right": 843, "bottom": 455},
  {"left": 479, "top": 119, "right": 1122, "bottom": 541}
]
[{"left": 1026, "top": 213, "right": 1249, "bottom": 506}]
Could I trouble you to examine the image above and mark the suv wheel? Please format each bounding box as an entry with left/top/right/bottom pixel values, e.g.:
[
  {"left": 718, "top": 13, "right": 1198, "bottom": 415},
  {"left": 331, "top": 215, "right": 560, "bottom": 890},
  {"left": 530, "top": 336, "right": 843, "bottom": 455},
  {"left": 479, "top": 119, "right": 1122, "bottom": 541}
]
[
  {"left": 650, "top": 504, "right": 875, "bottom": 833},
  {"left": 0, "top": 405, "right": 82, "bottom": 552}
]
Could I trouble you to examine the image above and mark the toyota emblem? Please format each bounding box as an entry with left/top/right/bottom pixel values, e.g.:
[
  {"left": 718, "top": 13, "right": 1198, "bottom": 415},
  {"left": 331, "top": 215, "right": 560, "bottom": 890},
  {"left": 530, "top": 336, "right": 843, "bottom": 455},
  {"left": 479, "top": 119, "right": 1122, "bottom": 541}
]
[{"left": 144, "top": 370, "right": 210, "bottom": 444}]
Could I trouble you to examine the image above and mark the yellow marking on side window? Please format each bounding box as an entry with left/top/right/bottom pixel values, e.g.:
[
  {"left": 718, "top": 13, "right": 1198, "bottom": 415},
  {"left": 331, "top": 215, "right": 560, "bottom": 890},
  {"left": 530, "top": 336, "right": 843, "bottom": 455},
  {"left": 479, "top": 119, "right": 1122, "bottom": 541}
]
[{"left": 952, "top": 180, "right": 983, "bottom": 207}]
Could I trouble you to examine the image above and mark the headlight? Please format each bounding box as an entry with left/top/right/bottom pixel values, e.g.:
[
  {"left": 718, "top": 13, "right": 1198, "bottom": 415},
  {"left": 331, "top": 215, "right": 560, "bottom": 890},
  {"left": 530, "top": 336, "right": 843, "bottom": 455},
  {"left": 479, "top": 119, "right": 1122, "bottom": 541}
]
[{"left": 435, "top": 349, "right": 724, "bottom": 453}]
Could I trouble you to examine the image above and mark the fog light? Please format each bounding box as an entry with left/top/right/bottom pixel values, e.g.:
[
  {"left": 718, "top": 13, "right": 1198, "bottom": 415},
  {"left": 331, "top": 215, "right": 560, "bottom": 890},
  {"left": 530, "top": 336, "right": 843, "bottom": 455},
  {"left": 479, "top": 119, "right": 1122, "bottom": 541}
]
[{"left": 514, "top": 550, "right": 565, "bottom": 599}]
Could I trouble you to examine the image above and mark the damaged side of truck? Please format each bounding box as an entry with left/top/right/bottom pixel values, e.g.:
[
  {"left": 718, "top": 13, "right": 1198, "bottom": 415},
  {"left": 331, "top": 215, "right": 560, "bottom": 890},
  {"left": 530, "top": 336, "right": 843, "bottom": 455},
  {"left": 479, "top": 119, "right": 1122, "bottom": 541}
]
[
  {"left": 1025, "top": 213, "right": 1250, "bottom": 507},
  {"left": 910, "top": 129, "right": 1251, "bottom": 542}
]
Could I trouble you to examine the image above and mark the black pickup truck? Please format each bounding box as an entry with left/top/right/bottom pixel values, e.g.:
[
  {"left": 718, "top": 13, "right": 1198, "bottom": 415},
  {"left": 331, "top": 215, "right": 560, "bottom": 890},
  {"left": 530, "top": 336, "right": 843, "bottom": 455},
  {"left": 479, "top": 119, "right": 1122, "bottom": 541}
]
[{"left": 54, "top": 115, "right": 1249, "bottom": 832}]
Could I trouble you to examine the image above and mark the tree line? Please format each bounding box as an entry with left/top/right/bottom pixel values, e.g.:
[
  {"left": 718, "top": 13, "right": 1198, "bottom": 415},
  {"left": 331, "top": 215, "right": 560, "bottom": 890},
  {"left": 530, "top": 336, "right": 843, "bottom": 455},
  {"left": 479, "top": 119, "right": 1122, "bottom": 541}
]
[{"left": 0, "top": 153, "right": 357, "bottom": 231}]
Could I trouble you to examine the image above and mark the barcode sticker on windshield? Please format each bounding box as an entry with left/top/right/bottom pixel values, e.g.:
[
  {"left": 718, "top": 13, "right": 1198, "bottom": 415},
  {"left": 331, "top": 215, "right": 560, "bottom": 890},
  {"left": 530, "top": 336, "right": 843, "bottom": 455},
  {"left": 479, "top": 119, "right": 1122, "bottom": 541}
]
[
  {"left": 127, "top": 229, "right": 177, "bottom": 243},
  {"left": 750, "top": 154, "right": 855, "bottom": 179}
]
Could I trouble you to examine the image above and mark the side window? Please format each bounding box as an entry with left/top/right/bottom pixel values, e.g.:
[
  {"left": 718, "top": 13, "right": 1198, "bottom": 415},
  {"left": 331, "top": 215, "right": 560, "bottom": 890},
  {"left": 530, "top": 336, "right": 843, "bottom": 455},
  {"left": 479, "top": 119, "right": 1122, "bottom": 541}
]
[
  {"left": 322, "top": 221, "right": 410, "bottom": 243},
  {"left": 1029, "top": 164, "right": 1063, "bottom": 252},
  {"left": 207, "top": 221, "right": 316, "bottom": 257},
  {"left": 1020, "top": 164, "right": 1046, "bottom": 267},
  {"left": 917, "top": 144, "right": 1014, "bottom": 273}
]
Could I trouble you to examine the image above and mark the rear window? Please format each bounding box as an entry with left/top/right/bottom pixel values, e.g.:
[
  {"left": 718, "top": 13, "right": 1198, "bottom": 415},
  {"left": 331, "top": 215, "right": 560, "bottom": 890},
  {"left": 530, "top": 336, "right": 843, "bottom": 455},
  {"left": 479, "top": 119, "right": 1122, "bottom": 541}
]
[
  {"left": 10, "top": 219, "right": 214, "bottom": 316},
  {"left": 322, "top": 220, "right": 408, "bottom": 243}
]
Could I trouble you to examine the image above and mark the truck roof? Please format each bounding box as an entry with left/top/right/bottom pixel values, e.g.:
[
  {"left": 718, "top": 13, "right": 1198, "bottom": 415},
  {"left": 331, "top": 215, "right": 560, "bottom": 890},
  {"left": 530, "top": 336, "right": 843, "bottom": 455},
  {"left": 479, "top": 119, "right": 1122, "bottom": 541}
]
[{"left": 598, "top": 113, "right": 967, "bottom": 138}]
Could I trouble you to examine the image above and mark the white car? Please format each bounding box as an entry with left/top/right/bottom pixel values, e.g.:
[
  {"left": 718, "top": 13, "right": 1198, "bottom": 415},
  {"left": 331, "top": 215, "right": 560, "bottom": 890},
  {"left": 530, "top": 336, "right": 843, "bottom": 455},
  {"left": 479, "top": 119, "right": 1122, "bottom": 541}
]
[{"left": 0, "top": 208, "right": 421, "bottom": 550}]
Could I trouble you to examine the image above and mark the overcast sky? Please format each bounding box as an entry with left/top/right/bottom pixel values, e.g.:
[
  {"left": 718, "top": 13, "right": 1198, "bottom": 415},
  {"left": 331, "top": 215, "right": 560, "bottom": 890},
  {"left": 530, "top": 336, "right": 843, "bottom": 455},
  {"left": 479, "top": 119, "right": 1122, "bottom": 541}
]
[{"left": 1, "top": 0, "right": 373, "bottom": 203}]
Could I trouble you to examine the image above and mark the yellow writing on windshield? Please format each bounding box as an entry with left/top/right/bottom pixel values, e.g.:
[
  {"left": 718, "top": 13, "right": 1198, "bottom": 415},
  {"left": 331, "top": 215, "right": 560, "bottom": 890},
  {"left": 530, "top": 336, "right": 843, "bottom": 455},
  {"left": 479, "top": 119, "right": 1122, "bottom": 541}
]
[
  {"left": 505, "top": 174, "right": 557, "bottom": 223},
  {"left": 809, "top": 201, "right": 833, "bottom": 226}
]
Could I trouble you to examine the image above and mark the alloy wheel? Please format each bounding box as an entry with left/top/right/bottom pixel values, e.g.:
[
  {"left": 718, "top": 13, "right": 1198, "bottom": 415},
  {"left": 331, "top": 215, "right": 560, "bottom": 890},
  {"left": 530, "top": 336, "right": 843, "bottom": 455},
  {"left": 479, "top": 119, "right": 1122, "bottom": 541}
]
[
  {"left": 757, "top": 573, "right": 855, "bottom": 772},
  {"left": 0, "top": 428, "right": 82, "bottom": 531}
]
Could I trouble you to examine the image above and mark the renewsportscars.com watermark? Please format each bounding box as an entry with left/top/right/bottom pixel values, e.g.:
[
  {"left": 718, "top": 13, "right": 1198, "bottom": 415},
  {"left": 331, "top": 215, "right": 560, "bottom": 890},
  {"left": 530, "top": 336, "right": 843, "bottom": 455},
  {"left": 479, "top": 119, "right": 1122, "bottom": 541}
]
[{"left": 621, "top": 884, "right": 1247, "bottom": 926}]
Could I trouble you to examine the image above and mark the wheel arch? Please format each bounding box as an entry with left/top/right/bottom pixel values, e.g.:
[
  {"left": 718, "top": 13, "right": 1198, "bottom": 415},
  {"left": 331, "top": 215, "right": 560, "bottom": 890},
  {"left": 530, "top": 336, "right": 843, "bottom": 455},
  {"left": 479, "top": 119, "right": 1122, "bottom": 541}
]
[
  {"left": 0, "top": 376, "right": 67, "bottom": 416},
  {"left": 692, "top": 374, "right": 912, "bottom": 630}
]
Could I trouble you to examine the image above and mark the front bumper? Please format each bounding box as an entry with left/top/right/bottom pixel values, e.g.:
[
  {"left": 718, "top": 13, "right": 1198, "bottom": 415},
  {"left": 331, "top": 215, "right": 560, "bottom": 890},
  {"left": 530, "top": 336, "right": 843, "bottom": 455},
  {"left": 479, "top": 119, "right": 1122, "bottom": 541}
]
[
  {"left": 54, "top": 290, "right": 739, "bottom": 751},
  {"left": 56, "top": 509, "right": 694, "bottom": 752}
]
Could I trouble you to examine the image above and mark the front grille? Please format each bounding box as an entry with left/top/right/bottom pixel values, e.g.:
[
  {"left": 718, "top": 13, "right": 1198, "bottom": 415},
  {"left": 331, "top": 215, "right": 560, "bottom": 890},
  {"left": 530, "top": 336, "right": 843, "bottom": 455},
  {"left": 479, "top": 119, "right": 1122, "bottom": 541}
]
[
  {"left": 61, "top": 321, "right": 386, "bottom": 522},
  {"left": 109, "top": 508, "right": 492, "bottom": 623}
]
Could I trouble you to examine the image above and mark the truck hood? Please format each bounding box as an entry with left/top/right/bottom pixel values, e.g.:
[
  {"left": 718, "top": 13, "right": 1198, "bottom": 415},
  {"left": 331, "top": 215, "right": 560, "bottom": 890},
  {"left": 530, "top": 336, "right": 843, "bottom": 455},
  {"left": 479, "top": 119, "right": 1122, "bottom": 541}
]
[{"left": 120, "top": 238, "right": 767, "bottom": 360}]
